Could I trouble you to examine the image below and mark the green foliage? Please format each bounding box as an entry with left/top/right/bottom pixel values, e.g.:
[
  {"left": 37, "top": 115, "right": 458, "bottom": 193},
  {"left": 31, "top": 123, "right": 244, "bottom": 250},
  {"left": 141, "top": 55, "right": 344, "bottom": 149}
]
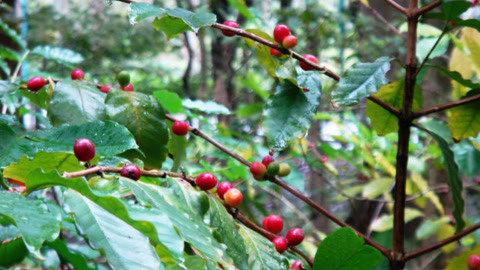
[
  {"left": 31, "top": 46, "right": 84, "bottom": 65},
  {"left": 0, "top": 237, "right": 28, "bottom": 268},
  {"left": 448, "top": 89, "right": 480, "bottom": 141}
]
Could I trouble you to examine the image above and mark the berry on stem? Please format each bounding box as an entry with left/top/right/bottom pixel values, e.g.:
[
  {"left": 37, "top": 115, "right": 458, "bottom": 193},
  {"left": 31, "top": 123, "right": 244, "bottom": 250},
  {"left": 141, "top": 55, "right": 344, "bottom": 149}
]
[
  {"left": 290, "top": 260, "right": 305, "bottom": 270},
  {"left": 250, "top": 161, "right": 267, "bottom": 177},
  {"left": 217, "top": 181, "right": 234, "bottom": 200},
  {"left": 267, "top": 162, "right": 280, "bottom": 176},
  {"left": 27, "top": 76, "right": 46, "bottom": 92},
  {"left": 273, "top": 24, "right": 291, "bottom": 43},
  {"left": 286, "top": 228, "right": 305, "bottom": 246},
  {"left": 172, "top": 121, "right": 189, "bottom": 136},
  {"left": 224, "top": 188, "right": 243, "bottom": 207},
  {"left": 120, "top": 83, "right": 134, "bottom": 91},
  {"left": 299, "top": 54, "right": 319, "bottom": 71},
  {"left": 468, "top": 254, "right": 480, "bottom": 270},
  {"left": 282, "top": 35, "right": 297, "bottom": 49},
  {"left": 117, "top": 70, "right": 130, "bottom": 87},
  {"left": 272, "top": 237, "right": 288, "bottom": 253},
  {"left": 71, "top": 69, "right": 85, "bottom": 80},
  {"left": 100, "top": 85, "right": 112, "bottom": 94},
  {"left": 196, "top": 172, "right": 218, "bottom": 190},
  {"left": 221, "top": 20, "right": 239, "bottom": 37},
  {"left": 120, "top": 164, "right": 141, "bottom": 180},
  {"left": 73, "top": 138, "right": 95, "bottom": 162},
  {"left": 278, "top": 163, "right": 291, "bottom": 177},
  {"left": 270, "top": 47, "right": 283, "bottom": 58},
  {"left": 263, "top": 215, "right": 283, "bottom": 234},
  {"left": 262, "top": 156, "right": 275, "bottom": 167}
]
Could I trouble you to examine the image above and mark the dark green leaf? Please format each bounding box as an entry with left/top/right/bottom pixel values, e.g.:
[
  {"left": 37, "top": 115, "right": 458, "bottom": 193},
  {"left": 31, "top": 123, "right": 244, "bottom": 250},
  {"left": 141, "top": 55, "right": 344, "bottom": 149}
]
[
  {"left": 47, "top": 239, "right": 94, "bottom": 270},
  {"left": 441, "top": 0, "right": 471, "bottom": 21},
  {"left": 0, "top": 18, "right": 26, "bottom": 49},
  {"left": 128, "top": 2, "right": 165, "bottom": 24},
  {"left": 454, "top": 19, "right": 480, "bottom": 32},
  {"left": 430, "top": 65, "right": 480, "bottom": 89},
  {"left": 31, "top": 46, "right": 84, "bottom": 65},
  {"left": 453, "top": 141, "right": 480, "bottom": 176},
  {"left": 448, "top": 89, "right": 480, "bottom": 141},
  {"left": 0, "top": 237, "right": 28, "bottom": 268},
  {"left": 332, "top": 57, "right": 392, "bottom": 106},
  {"left": 154, "top": 90, "right": 183, "bottom": 114}
]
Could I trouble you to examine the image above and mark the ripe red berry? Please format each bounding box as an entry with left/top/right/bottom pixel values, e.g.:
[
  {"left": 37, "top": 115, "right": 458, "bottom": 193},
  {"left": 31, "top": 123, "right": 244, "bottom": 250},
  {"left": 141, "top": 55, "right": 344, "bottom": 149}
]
[
  {"left": 273, "top": 24, "right": 291, "bottom": 43},
  {"left": 71, "top": 69, "right": 85, "bottom": 80},
  {"left": 120, "top": 164, "right": 141, "bottom": 180},
  {"left": 224, "top": 188, "right": 243, "bottom": 207},
  {"left": 282, "top": 35, "right": 297, "bottom": 49},
  {"left": 73, "top": 138, "right": 95, "bottom": 162},
  {"left": 172, "top": 121, "right": 189, "bottom": 136},
  {"left": 320, "top": 156, "right": 328, "bottom": 163},
  {"left": 302, "top": 88, "right": 309, "bottom": 92},
  {"left": 272, "top": 236, "right": 288, "bottom": 253},
  {"left": 468, "top": 254, "right": 480, "bottom": 270},
  {"left": 100, "top": 85, "right": 112, "bottom": 93},
  {"left": 263, "top": 215, "right": 283, "bottom": 234},
  {"left": 196, "top": 172, "right": 218, "bottom": 190},
  {"left": 217, "top": 181, "right": 234, "bottom": 200},
  {"left": 299, "top": 54, "right": 319, "bottom": 71},
  {"left": 250, "top": 161, "right": 267, "bottom": 177},
  {"left": 262, "top": 156, "right": 275, "bottom": 167},
  {"left": 27, "top": 76, "right": 46, "bottom": 92},
  {"left": 291, "top": 260, "right": 305, "bottom": 270},
  {"left": 270, "top": 48, "right": 283, "bottom": 58},
  {"left": 222, "top": 20, "right": 239, "bottom": 37},
  {"left": 286, "top": 228, "right": 305, "bottom": 246},
  {"left": 120, "top": 83, "right": 134, "bottom": 91}
]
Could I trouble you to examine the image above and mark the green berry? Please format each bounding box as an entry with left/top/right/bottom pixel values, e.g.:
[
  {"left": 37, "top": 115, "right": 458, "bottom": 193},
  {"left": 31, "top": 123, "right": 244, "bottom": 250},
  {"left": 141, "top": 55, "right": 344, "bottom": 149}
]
[
  {"left": 278, "top": 163, "right": 291, "bottom": 177},
  {"left": 267, "top": 162, "right": 280, "bottom": 175},
  {"left": 117, "top": 70, "right": 131, "bottom": 87}
]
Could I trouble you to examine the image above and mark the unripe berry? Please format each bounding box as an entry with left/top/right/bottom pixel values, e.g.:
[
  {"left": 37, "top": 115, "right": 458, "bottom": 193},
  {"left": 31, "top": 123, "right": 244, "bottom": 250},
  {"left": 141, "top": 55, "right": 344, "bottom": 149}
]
[
  {"left": 120, "top": 164, "right": 141, "bottom": 180},
  {"left": 270, "top": 48, "right": 283, "bottom": 58},
  {"left": 71, "top": 69, "right": 85, "bottom": 80},
  {"left": 117, "top": 70, "right": 131, "bottom": 87},
  {"left": 120, "top": 83, "right": 134, "bottom": 91},
  {"left": 267, "top": 162, "right": 280, "bottom": 176},
  {"left": 222, "top": 20, "right": 239, "bottom": 37},
  {"left": 278, "top": 163, "right": 291, "bottom": 177},
  {"left": 272, "top": 237, "right": 288, "bottom": 253},
  {"left": 100, "top": 85, "right": 112, "bottom": 94},
  {"left": 273, "top": 24, "right": 291, "bottom": 43},
  {"left": 262, "top": 156, "right": 275, "bottom": 167},
  {"left": 217, "top": 181, "right": 234, "bottom": 200},
  {"left": 250, "top": 161, "right": 266, "bottom": 177},
  {"left": 468, "top": 254, "right": 480, "bottom": 270},
  {"left": 27, "top": 76, "right": 46, "bottom": 92},
  {"left": 224, "top": 188, "right": 243, "bottom": 207},
  {"left": 291, "top": 260, "right": 305, "bottom": 270},
  {"left": 73, "top": 138, "right": 95, "bottom": 162},
  {"left": 172, "top": 121, "right": 189, "bottom": 136},
  {"left": 282, "top": 35, "right": 297, "bottom": 49},
  {"left": 299, "top": 54, "right": 319, "bottom": 71},
  {"left": 263, "top": 215, "right": 283, "bottom": 234},
  {"left": 195, "top": 172, "right": 217, "bottom": 190},
  {"left": 286, "top": 228, "right": 305, "bottom": 246}
]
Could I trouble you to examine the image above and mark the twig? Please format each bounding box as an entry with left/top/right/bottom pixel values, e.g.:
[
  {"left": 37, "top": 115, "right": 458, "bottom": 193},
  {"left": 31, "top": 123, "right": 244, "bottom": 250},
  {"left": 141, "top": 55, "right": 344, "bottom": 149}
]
[
  {"left": 413, "top": 92, "right": 480, "bottom": 118},
  {"left": 362, "top": 3, "right": 406, "bottom": 39},
  {"left": 62, "top": 166, "right": 170, "bottom": 179},
  {"left": 384, "top": 0, "right": 408, "bottom": 15},
  {"left": 415, "top": 26, "right": 447, "bottom": 77},
  {"left": 368, "top": 96, "right": 401, "bottom": 117},
  {"left": 416, "top": 1, "right": 442, "bottom": 17}
]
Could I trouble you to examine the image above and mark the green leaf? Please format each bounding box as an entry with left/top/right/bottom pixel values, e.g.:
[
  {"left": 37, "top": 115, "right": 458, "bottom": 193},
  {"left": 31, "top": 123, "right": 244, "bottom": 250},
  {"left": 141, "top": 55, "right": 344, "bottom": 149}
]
[
  {"left": 226, "top": 0, "right": 255, "bottom": 21},
  {"left": 167, "top": 127, "right": 187, "bottom": 172},
  {"left": 448, "top": 89, "right": 480, "bottom": 141},
  {"left": 370, "top": 208, "right": 423, "bottom": 232},
  {"left": 168, "top": 179, "right": 209, "bottom": 218},
  {"left": 255, "top": 44, "right": 280, "bottom": 78},
  {"left": 312, "top": 227, "right": 382, "bottom": 270},
  {"left": 445, "top": 245, "right": 480, "bottom": 270},
  {"left": 366, "top": 80, "right": 422, "bottom": 136},
  {"left": 0, "top": 80, "right": 18, "bottom": 98},
  {"left": 64, "top": 190, "right": 163, "bottom": 270},
  {"left": 0, "top": 18, "right": 26, "bottom": 49},
  {"left": 263, "top": 80, "right": 321, "bottom": 151},
  {"left": 47, "top": 239, "right": 94, "bottom": 270},
  {"left": 418, "top": 126, "right": 465, "bottom": 232},
  {"left": 237, "top": 103, "right": 263, "bottom": 118},
  {"left": 0, "top": 237, "right": 28, "bottom": 268},
  {"left": 238, "top": 225, "right": 289, "bottom": 270},
  {"left": 182, "top": 99, "right": 231, "bottom": 115},
  {"left": 151, "top": 8, "right": 216, "bottom": 39},
  {"left": 154, "top": 90, "right": 183, "bottom": 114},
  {"left": 275, "top": 58, "right": 298, "bottom": 85},
  {"left": 48, "top": 79, "right": 106, "bottom": 126},
  {"left": 31, "top": 46, "right": 84, "bottom": 65},
  {"left": 362, "top": 178, "right": 394, "bottom": 199},
  {"left": 430, "top": 65, "right": 480, "bottom": 89},
  {"left": 441, "top": 0, "right": 471, "bottom": 21},
  {"left": 415, "top": 217, "right": 451, "bottom": 240},
  {"left": 105, "top": 88, "right": 169, "bottom": 169},
  {"left": 416, "top": 36, "right": 449, "bottom": 61},
  {"left": 332, "top": 57, "right": 392, "bottom": 106},
  {"left": 19, "top": 87, "right": 50, "bottom": 109},
  {"left": 0, "top": 192, "right": 61, "bottom": 259},
  {"left": 128, "top": 2, "right": 165, "bottom": 24}
]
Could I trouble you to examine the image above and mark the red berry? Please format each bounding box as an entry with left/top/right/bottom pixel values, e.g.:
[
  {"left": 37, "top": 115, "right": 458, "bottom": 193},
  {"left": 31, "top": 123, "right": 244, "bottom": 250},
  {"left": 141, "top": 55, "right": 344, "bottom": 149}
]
[
  {"left": 286, "top": 228, "right": 305, "bottom": 246},
  {"left": 272, "top": 236, "right": 288, "bottom": 253},
  {"left": 262, "top": 156, "right": 275, "bottom": 167},
  {"left": 217, "top": 181, "right": 234, "bottom": 200},
  {"left": 71, "top": 69, "right": 85, "bottom": 80},
  {"left": 100, "top": 85, "right": 112, "bottom": 93},
  {"left": 320, "top": 156, "right": 328, "bottom": 163},
  {"left": 299, "top": 54, "right": 319, "bottom": 71},
  {"left": 263, "top": 215, "right": 283, "bottom": 234},
  {"left": 282, "top": 35, "right": 297, "bottom": 49},
  {"left": 120, "top": 164, "right": 141, "bottom": 180},
  {"left": 302, "top": 88, "right": 309, "bottom": 92},
  {"left": 468, "top": 254, "right": 480, "bottom": 270},
  {"left": 27, "top": 76, "right": 46, "bottom": 92},
  {"left": 450, "top": 21, "right": 457, "bottom": 25},
  {"left": 196, "top": 172, "right": 218, "bottom": 190},
  {"left": 270, "top": 48, "right": 283, "bottom": 58},
  {"left": 73, "top": 138, "right": 95, "bottom": 162},
  {"left": 291, "top": 260, "right": 305, "bottom": 270},
  {"left": 222, "top": 20, "right": 239, "bottom": 37},
  {"left": 172, "top": 121, "right": 189, "bottom": 136},
  {"left": 250, "top": 161, "right": 266, "bottom": 177},
  {"left": 224, "top": 188, "right": 243, "bottom": 207},
  {"left": 273, "top": 24, "right": 291, "bottom": 43},
  {"left": 120, "top": 83, "right": 134, "bottom": 91}
]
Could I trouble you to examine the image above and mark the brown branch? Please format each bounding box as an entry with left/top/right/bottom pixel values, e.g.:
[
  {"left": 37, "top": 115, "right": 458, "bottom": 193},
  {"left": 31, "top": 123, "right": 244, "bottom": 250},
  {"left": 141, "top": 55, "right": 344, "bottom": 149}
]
[
  {"left": 416, "top": 1, "right": 442, "bottom": 17},
  {"left": 368, "top": 96, "right": 401, "bottom": 117},
  {"left": 62, "top": 165, "right": 171, "bottom": 179},
  {"left": 413, "top": 92, "right": 480, "bottom": 118},
  {"left": 404, "top": 222, "right": 480, "bottom": 261},
  {"left": 384, "top": 0, "right": 408, "bottom": 15},
  {"left": 362, "top": 3, "right": 407, "bottom": 39}
]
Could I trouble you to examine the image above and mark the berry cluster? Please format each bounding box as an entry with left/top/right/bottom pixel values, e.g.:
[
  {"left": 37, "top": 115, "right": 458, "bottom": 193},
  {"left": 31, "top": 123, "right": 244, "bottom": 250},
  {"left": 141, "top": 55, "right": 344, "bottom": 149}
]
[
  {"left": 261, "top": 215, "right": 305, "bottom": 257},
  {"left": 250, "top": 155, "right": 291, "bottom": 181}
]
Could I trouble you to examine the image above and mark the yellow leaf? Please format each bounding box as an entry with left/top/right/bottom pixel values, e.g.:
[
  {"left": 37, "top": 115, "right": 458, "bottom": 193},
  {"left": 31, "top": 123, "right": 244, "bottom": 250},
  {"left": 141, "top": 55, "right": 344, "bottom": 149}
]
[
  {"left": 360, "top": 0, "right": 369, "bottom": 6},
  {"left": 410, "top": 173, "right": 444, "bottom": 215},
  {"left": 437, "top": 223, "right": 456, "bottom": 253}
]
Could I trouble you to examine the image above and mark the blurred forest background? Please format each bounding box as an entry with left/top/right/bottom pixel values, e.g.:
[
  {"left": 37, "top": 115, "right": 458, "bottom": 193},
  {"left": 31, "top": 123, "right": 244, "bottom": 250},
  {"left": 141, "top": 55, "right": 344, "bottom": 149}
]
[{"left": 2, "top": 0, "right": 480, "bottom": 269}]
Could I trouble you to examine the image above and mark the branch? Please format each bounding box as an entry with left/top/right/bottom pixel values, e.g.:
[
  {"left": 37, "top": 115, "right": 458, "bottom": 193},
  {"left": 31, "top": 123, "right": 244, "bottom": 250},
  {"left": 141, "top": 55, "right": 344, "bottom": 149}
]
[
  {"left": 362, "top": 3, "right": 406, "bottom": 39},
  {"left": 368, "top": 96, "right": 401, "bottom": 117},
  {"left": 413, "top": 92, "right": 480, "bottom": 118},
  {"left": 384, "top": 0, "right": 408, "bottom": 15},
  {"left": 404, "top": 222, "right": 480, "bottom": 261},
  {"left": 416, "top": 1, "right": 442, "bottom": 17}
]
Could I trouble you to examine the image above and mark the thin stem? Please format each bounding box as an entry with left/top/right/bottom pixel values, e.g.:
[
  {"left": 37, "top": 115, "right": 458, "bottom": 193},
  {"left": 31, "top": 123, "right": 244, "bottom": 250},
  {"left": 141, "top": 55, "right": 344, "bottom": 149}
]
[
  {"left": 362, "top": 3, "right": 407, "bottom": 39},
  {"left": 368, "top": 96, "right": 401, "bottom": 117},
  {"left": 62, "top": 166, "right": 171, "bottom": 178},
  {"left": 384, "top": 0, "right": 408, "bottom": 15},
  {"left": 413, "top": 91, "right": 480, "bottom": 118},
  {"left": 416, "top": 1, "right": 442, "bottom": 16},
  {"left": 11, "top": 50, "right": 30, "bottom": 83},
  {"left": 415, "top": 26, "right": 447, "bottom": 77}
]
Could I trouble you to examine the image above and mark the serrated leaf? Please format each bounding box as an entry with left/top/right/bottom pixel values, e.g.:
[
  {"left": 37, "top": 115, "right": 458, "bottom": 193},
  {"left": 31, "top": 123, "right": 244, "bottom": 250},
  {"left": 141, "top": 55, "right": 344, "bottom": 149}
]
[
  {"left": 64, "top": 190, "right": 163, "bottom": 270},
  {"left": 448, "top": 89, "right": 480, "bottom": 141},
  {"left": 154, "top": 90, "right": 183, "bottom": 114},
  {"left": 46, "top": 239, "right": 94, "bottom": 270},
  {"left": 238, "top": 225, "right": 289, "bottom": 270},
  {"left": 332, "top": 57, "right": 392, "bottom": 106},
  {"left": 0, "top": 237, "right": 28, "bottom": 268},
  {"left": 263, "top": 80, "right": 321, "bottom": 151},
  {"left": 0, "top": 192, "right": 61, "bottom": 259},
  {"left": 151, "top": 8, "right": 216, "bottom": 39},
  {"left": 128, "top": 2, "right": 165, "bottom": 24},
  {"left": 182, "top": 99, "right": 231, "bottom": 115},
  {"left": 31, "top": 46, "right": 84, "bottom": 65},
  {"left": 105, "top": 88, "right": 169, "bottom": 169},
  {"left": 48, "top": 79, "right": 106, "bottom": 126},
  {"left": 370, "top": 208, "right": 423, "bottom": 232},
  {"left": 312, "top": 227, "right": 382, "bottom": 270}
]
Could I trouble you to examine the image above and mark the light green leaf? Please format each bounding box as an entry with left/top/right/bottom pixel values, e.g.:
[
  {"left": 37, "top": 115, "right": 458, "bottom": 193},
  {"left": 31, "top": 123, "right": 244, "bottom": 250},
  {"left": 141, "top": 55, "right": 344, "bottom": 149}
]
[
  {"left": 151, "top": 8, "right": 216, "bottom": 39},
  {"left": 32, "top": 46, "right": 84, "bottom": 64},
  {"left": 448, "top": 89, "right": 480, "bottom": 141},
  {"left": 128, "top": 2, "right": 165, "bottom": 24},
  {"left": 362, "top": 178, "right": 393, "bottom": 199},
  {"left": 415, "top": 217, "right": 451, "bottom": 240},
  {"left": 371, "top": 208, "right": 423, "bottom": 232},
  {"left": 154, "top": 90, "right": 183, "bottom": 114},
  {"left": 182, "top": 99, "right": 230, "bottom": 115}
]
